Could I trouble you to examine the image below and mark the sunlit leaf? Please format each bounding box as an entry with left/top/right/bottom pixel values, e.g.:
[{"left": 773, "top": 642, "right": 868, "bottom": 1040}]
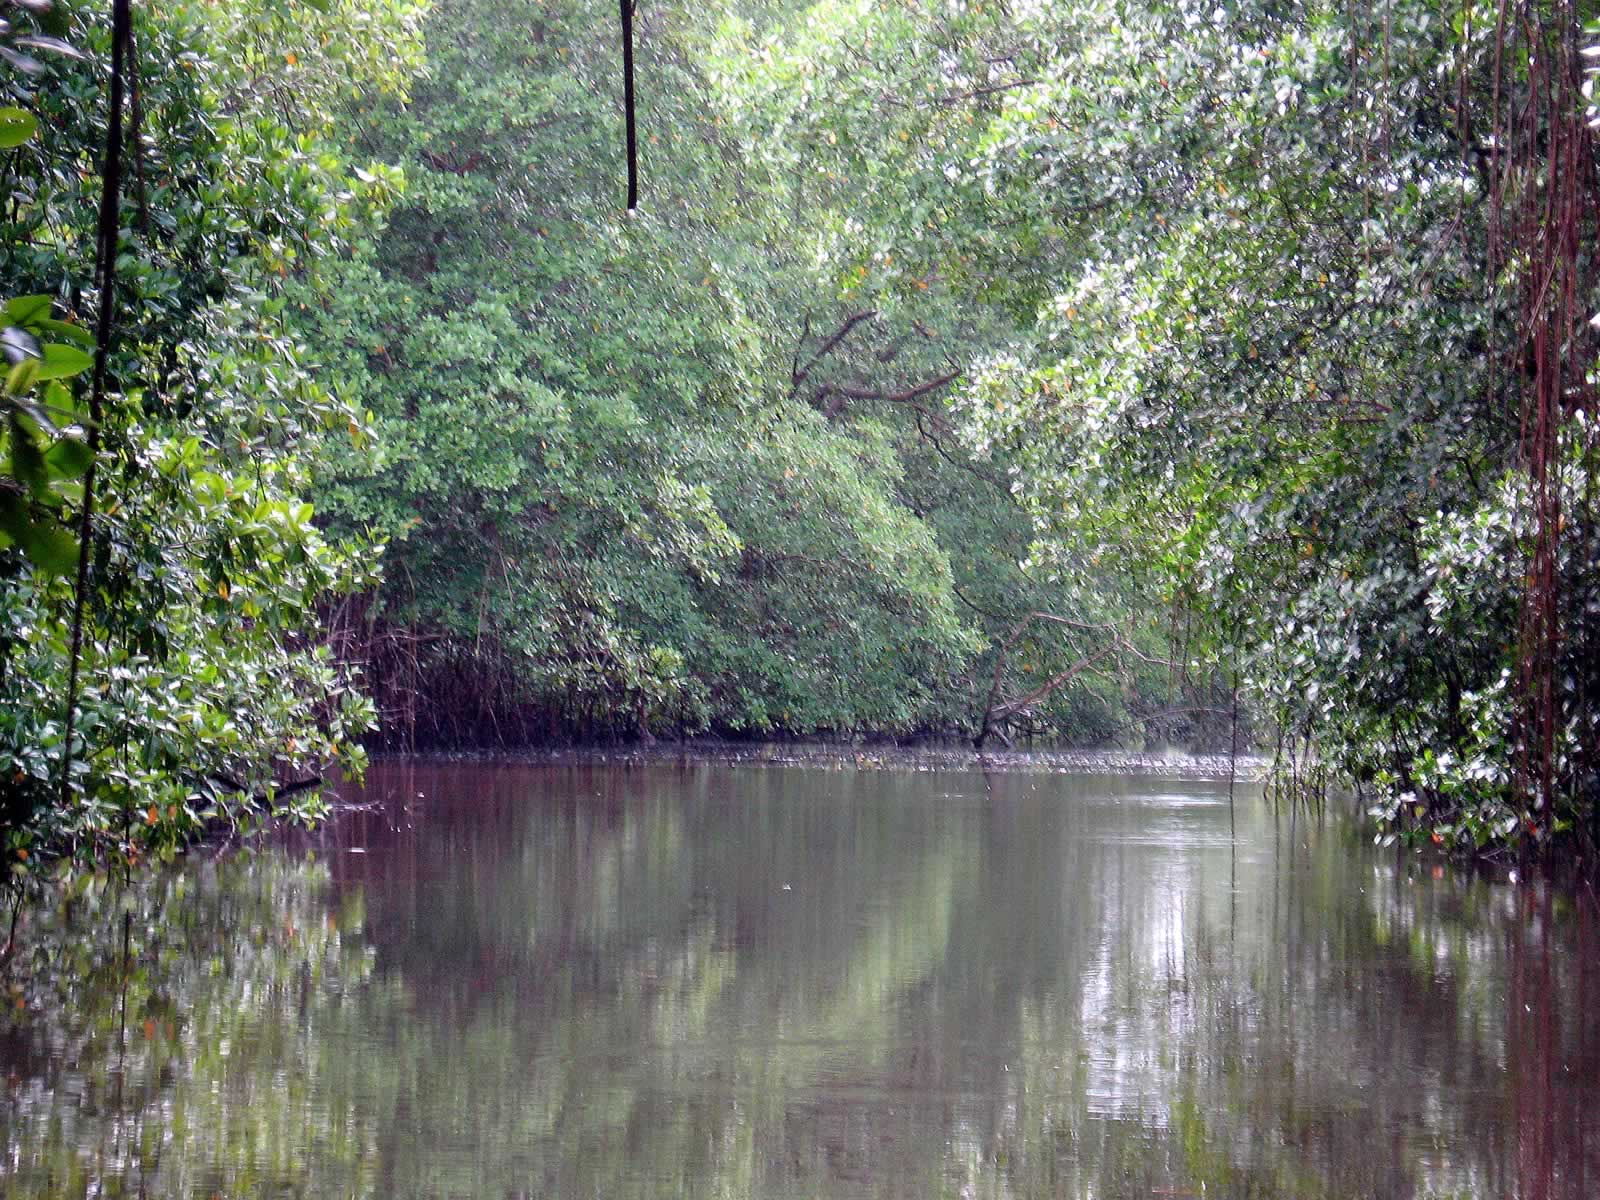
[
  {"left": 3, "top": 294, "right": 54, "bottom": 326},
  {"left": 35, "top": 342, "right": 92, "bottom": 380},
  {"left": 0, "top": 106, "right": 38, "bottom": 149}
]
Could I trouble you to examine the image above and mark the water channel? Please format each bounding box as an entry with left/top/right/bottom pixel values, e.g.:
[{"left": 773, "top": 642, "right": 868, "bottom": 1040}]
[{"left": 1, "top": 754, "right": 1596, "bottom": 1198}]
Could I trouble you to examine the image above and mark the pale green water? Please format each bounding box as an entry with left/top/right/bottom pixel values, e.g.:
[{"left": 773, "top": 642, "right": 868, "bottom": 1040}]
[{"left": 1, "top": 757, "right": 1596, "bottom": 1198}]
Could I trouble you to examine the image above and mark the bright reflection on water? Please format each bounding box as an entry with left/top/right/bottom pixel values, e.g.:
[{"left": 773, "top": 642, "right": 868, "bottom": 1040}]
[{"left": 2, "top": 758, "right": 1598, "bottom": 1198}]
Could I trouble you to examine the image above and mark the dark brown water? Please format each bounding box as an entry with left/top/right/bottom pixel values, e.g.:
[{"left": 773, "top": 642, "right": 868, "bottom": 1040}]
[{"left": 2, "top": 757, "right": 1597, "bottom": 1198}]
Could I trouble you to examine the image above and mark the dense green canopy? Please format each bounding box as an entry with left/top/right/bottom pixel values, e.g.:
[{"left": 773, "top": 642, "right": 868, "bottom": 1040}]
[{"left": 2, "top": 0, "right": 1596, "bottom": 869}]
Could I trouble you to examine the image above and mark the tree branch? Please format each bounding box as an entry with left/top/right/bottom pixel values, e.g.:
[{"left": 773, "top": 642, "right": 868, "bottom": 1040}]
[
  {"left": 990, "top": 642, "right": 1120, "bottom": 721},
  {"left": 973, "top": 610, "right": 1151, "bottom": 746},
  {"left": 818, "top": 368, "right": 962, "bottom": 418},
  {"left": 790, "top": 309, "right": 878, "bottom": 395},
  {"left": 935, "top": 78, "right": 1037, "bottom": 106}
]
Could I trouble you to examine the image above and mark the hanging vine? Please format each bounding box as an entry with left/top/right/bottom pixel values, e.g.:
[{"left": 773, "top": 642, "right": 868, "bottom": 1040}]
[
  {"left": 57, "top": 0, "right": 132, "bottom": 813},
  {"left": 1475, "top": 0, "right": 1600, "bottom": 843}
]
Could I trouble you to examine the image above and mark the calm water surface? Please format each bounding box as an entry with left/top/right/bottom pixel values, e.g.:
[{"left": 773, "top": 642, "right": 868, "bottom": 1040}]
[{"left": 2, "top": 757, "right": 1597, "bottom": 1198}]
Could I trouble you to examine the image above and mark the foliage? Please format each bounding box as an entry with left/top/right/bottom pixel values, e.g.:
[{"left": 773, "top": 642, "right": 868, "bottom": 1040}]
[
  {"left": 299, "top": 0, "right": 1022, "bottom": 745},
  {"left": 1, "top": 294, "right": 95, "bottom": 574},
  {"left": 6, "top": 0, "right": 1591, "bottom": 867},
  {"left": 1, "top": 1, "right": 93, "bottom": 575},
  {"left": 0, "top": 0, "right": 425, "bottom": 879},
  {"left": 298, "top": 0, "right": 1207, "bottom": 750},
  {"left": 710, "top": 0, "right": 1600, "bottom": 853}
]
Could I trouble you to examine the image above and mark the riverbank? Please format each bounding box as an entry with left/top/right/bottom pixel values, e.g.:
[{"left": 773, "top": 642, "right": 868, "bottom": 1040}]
[{"left": 356, "top": 740, "right": 1269, "bottom": 782}]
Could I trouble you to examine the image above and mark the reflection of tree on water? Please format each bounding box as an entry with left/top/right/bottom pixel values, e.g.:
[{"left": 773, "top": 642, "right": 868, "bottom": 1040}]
[
  {"left": 0, "top": 857, "right": 380, "bottom": 1198},
  {"left": 1, "top": 763, "right": 1596, "bottom": 1199},
  {"left": 324, "top": 764, "right": 980, "bottom": 1198},
  {"left": 1508, "top": 887, "right": 1600, "bottom": 1200}
]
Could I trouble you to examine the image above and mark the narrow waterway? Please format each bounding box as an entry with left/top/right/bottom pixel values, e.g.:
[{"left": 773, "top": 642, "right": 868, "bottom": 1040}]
[{"left": 2, "top": 756, "right": 1596, "bottom": 1198}]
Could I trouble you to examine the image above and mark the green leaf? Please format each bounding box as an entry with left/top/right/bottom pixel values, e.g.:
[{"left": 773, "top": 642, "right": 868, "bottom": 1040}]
[
  {"left": 5, "top": 357, "right": 40, "bottom": 396},
  {"left": 0, "top": 107, "right": 38, "bottom": 150},
  {"left": 44, "top": 436, "right": 94, "bottom": 480},
  {"left": 39, "top": 378, "right": 84, "bottom": 424},
  {"left": 6, "top": 414, "right": 49, "bottom": 492},
  {"left": 35, "top": 343, "right": 93, "bottom": 381},
  {"left": 20, "top": 520, "right": 79, "bottom": 575},
  {"left": 0, "top": 491, "right": 29, "bottom": 548},
  {"left": 36, "top": 318, "right": 95, "bottom": 349},
  {"left": 2, "top": 294, "right": 54, "bottom": 326}
]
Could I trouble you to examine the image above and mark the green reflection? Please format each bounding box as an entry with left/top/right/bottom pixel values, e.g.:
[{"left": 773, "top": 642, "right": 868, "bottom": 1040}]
[
  {"left": 0, "top": 857, "right": 380, "bottom": 1197},
  {"left": 2, "top": 762, "right": 1596, "bottom": 1199}
]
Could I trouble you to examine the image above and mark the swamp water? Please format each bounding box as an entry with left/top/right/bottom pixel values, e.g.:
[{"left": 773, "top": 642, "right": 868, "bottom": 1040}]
[{"left": 1, "top": 756, "right": 1596, "bottom": 1198}]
